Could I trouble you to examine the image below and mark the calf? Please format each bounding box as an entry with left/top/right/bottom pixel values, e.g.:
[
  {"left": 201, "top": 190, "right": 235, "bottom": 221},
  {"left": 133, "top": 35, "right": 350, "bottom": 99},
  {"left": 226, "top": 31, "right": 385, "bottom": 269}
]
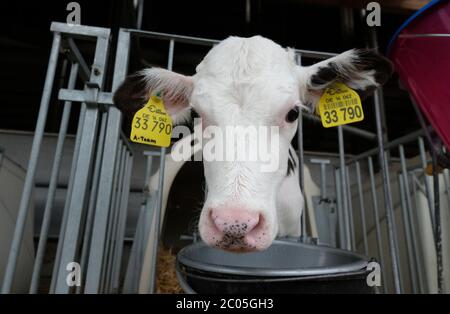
[{"left": 114, "top": 35, "right": 392, "bottom": 252}]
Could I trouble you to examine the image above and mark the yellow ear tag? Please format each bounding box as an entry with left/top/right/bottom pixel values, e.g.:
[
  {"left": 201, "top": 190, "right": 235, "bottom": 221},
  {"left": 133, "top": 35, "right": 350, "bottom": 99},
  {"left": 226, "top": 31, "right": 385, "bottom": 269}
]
[
  {"left": 317, "top": 82, "right": 364, "bottom": 128},
  {"left": 130, "top": 94, "right": 173, "bottom": 147}
]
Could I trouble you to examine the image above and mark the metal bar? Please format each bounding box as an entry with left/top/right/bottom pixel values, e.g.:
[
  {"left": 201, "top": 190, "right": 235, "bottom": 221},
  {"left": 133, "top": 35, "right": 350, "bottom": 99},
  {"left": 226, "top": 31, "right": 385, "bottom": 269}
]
[
  {"left": 55, "top": 35, "right": 109, "bottom": 294},
  {"left": 398, "top": 174, "right": 418, "bottom": 293},
  {"left": 111, "top": 153, "right": 134, "bottom": 292},
  {"left": 58, "top": 89, "right": 113, "bottom": 106},
  {"left": 50, "top": 103, "right": 87, "bottom": 293},
  {"left": 84, "top": 29, "right": 129, "bottom": 294},
  {"left": 338, "top": 126, "right": 351, "bottom": 250},
  {"left": 345, "top": 166, "right": 356, "bottom": 251},
  {"left": 105, "top": 145, "right": 127, "bottom": 292},
  {"left": 367, "top": 156, "right": 388, "bottom": 293},
  {"left": 319, "top": 162, "right": 327, "bottom": 199},
  {"left": 410, "top": 171, "right": 428, "bottom": 293},
  {"left": 373, "top": 87, "right": 402, "bottom": 293},
  {"left": 54, "top": 106, "right": 99, "bottom": 293},
  {"left": 149, "top": 153, "right": 166, "bottom": 294},
  {"left": 107, "top": 149, "right": 130, "bottom": 291},
  {"left": 346, "top": 129, "right": 425, "bottom": 165},
  {"left": 65, "top": 38, "right": 91, "bottom": 81},
  {"left": 149, "top": 39, "right": 174, "bottom": 293},
  {"left": 334, "top": 169, "right": 346, "bottom": 249},
  {"left": 399, "top": 145, "right": 424, "bottom": 293},
  {"left": 418, "top": 137, "right": 435, "bottom": 229},
  {"left": 51, "top": 22, "right": 110, "bottom": 39},
  {"left": 76, "top": 112, "right": 108, "bottom": 294},
  {"left": 355, "top": 161, "right": 369, "bottom": 256},
  {"left": 29, "top": 62, "right": 79, "bottom": 294},
  {"left": 444, "top": 170, "right": 450, "bottom": 209},
  {"left": 125, "top": 28, "right": 337, "bottom": 58},
  {"left": 98, "top": 139, "right": 122, "bottom": 293},
  {"left": 295, "top": 53, "right": 306, "bottom": 240},
  {"left": 1, "top": 33, "right": 61, "bottom": 294},
  {"left": 302, "top": 112, "right": 377, "bottom": 140},
  {"left": 385, "top": 150, "right": 404, "bottom": 292},
  {"left": 120, "top": 131, "right": 135, "bottom": 158}
]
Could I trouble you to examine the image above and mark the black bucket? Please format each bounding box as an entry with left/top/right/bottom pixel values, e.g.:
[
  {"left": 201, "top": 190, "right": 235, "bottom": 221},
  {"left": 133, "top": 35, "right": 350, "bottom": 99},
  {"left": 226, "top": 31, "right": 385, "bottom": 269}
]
[{"left": 176, "top": 240, "right": 376, "bottom": 294}]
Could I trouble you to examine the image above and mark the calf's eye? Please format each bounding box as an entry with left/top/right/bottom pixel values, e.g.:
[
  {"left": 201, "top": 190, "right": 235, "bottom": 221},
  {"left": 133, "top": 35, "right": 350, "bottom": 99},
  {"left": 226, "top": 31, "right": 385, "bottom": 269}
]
[{"left": 285, "top": 107, "right": 299, "bottom": 123}]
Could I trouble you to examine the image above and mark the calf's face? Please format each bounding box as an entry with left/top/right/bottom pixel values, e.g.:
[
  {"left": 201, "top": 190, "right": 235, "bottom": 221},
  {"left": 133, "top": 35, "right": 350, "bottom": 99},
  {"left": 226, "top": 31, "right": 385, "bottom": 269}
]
[{"left": 114, "top": 36, "right": 392, "bottom": 252}]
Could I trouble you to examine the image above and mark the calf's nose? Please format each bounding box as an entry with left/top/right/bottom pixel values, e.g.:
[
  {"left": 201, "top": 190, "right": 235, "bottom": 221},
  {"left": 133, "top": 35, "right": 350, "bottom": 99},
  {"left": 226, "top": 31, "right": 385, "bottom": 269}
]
[
  {"left": 211, "top": 209, "right": 260, "bottom": 235},
  {"left": 201, "top": 208, "right": 270, "bottom": 251}
]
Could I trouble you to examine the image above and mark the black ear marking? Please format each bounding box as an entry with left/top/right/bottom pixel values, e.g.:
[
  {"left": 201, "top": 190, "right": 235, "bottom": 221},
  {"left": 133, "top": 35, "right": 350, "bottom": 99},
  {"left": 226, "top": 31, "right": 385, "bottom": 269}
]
[
  {"left": 309, "top": 62, "right": 339, "bottom": 87},
  {"left": 286, "top": 148, "right": 297, "bottom": 176},
  {"left": 287, "top": 158, "right": 295, "bottom": 176},
  {"left": 288, "top": 148, "right": 297, "bottom": 168},
  {"left": 307, "top": 49, "right": 394, "bottom": 101},
  {"left": 113, "top": 72, "right": 150, "bottom": 117},
  {"left": 353, "top": 49, "right": 394, "bottom": 86}
]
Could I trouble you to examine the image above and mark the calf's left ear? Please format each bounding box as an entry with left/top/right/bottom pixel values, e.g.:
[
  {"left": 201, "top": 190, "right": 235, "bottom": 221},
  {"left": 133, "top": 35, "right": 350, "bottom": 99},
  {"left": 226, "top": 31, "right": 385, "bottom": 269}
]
[
  {"left": 113, "top": 68, "right": 193, "bottom": 123},
  {"left": 299, "top": 49, "right": 393, "bottom": 108}
]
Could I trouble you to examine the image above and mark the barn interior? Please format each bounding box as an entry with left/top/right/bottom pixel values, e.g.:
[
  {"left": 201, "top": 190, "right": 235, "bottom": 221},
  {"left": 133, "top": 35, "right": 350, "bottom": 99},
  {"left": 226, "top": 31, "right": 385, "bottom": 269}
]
[{"left": 0, "top": 0, "right": 438, "bottom": 294}]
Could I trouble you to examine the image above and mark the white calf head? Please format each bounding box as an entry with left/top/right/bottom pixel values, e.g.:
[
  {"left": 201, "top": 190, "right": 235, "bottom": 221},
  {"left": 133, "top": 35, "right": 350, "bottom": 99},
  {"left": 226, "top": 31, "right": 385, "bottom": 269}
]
[{"left": 114, "top": 36, "right": 392, "bottom": 252}]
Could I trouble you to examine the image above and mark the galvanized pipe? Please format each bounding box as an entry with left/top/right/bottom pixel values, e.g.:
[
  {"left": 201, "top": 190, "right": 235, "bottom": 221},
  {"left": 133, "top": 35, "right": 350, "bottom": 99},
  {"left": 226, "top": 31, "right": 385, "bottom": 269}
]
[
  {"left": 104, "top": 145, "right": 128, "bottom": 292},
  {"left": 99, "top": 139, "right": 123, "bottom": 292},
  {"left": 149, "top": 38, "right": 174, "bottom": 294},
  {"left": 367, "top": 156, "right": 388, "bottom": 293},
  {"left": 444, "top": 170, "right": 450, "bottom": 209},
  {"left": 50, "top": 103, "right": 87, "bottom": 293},
  {"left": 55, "top": 35, "right": 109, "bottom": 294},
  {"left": 295, "top": 53, "right": 306, "bottom": 240},
  {"left": 30, "top": 62, "right": 79, "bottom": 294},
  {"left": 302, "top": 112, "right": 377, "bottom": 140},
  {"left": 76, "top": 111, "right": 108, "bottom": 294},
  {"left": 111, "top": 154, "right": 134, "bottom": 292},
  {"left": 334, "top": 169, "right": 346, "bottom": 249},
  {"left": 346, "top": 129, "right": 425, "bottom": 165},
  {"left": 355, "top": 161, "right": 369, "bottom": 255},
  {"left": 1, "top": 33, "right": 61, "bottom": 294},
  {"left": 410, "top": 171, "right": 428, "bottom": 293},
  {"left": 125, "top": 28, "right": 337, "bottom": 59},
  {"left": 418, "top": 137, "right": 435, "bottom": 229},
  {"left": 399, "top": 145, "right": 423, "bottom": 293},
  {"left": 338, "top": 126, "right": 351, "bottom": 250},
  {"left": 398, "top": 174, "right": 418, "bottom": 293},
  {"left": 373, "top": 87, "right": 402, "bottom": 293},
  {"left": 84, "top": 30, "right": 128, "bottom": 294},
  {"left": 345, "top": 166, "right": 356, "bottom": 250}
]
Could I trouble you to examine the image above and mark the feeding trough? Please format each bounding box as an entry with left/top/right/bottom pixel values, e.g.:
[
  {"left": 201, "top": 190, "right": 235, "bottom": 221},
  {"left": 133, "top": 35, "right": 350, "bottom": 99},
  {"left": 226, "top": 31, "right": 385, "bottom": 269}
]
[
  {"left": 387, "top": 0, "right": 450, "bottom": 150},
  {"left": 176, "top": 240, "right": 375, "bottom": 294}
]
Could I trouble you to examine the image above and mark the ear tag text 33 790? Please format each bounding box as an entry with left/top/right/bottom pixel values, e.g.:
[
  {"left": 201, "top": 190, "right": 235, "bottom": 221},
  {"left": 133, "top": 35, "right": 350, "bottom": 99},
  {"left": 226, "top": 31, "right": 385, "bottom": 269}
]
[
  {"left": 317, "top": 82, "right": 364, "bottom": 128},
  {"left": 130, "top": 94, "right": 173, "bottom": 147}
]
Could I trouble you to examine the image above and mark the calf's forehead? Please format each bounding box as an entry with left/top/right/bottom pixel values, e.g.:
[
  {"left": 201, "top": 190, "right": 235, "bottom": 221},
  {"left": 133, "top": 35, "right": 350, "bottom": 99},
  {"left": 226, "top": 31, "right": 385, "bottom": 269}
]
[{"left": 191, "top": 36, "right": 299, "bottom": 117}]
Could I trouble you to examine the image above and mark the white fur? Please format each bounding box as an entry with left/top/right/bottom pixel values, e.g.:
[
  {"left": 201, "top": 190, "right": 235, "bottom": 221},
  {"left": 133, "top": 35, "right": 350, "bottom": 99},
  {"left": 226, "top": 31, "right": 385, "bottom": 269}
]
[{"left": 137, "top": 36, "right": 383, "bottom": 248}]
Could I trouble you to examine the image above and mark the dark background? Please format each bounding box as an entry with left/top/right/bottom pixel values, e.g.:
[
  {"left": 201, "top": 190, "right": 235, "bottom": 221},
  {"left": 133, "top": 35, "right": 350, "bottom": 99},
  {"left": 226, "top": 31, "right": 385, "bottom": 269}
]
[{"left": 0, "top": 0, "right": 421, "bottom": 155}]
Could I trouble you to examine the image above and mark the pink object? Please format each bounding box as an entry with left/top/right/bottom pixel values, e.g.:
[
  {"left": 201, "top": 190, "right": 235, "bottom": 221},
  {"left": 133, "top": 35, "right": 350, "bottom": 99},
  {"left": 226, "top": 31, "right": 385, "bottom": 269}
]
[
  {"left": 201, "top": 208, "right": 270, "bottom": 251},
  {"left": 388, "top": 0, "right": 450, "bottom": 149}
]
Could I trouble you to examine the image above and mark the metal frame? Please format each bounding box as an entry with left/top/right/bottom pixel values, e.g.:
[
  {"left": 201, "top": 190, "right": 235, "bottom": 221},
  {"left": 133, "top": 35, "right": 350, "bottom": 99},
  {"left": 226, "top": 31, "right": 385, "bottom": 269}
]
[
  {"left": 2, "top": 22, "right": 445, "bottom": 295},
  {"left": 1, "top": 22, "right": 134, "bottom": 294}
]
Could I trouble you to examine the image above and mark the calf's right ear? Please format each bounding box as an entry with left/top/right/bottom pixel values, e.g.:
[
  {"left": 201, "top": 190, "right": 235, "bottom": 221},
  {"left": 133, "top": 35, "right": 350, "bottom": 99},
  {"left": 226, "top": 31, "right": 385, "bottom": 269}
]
[{"left": 113, "top": 68, "right": 193, "bottom": 123}]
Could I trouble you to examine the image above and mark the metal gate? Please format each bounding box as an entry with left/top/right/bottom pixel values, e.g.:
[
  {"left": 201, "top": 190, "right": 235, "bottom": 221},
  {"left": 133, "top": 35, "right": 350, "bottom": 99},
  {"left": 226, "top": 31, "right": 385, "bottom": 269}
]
[{"left": 1, "top": 22, "right": 446, "bottom": 294}]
